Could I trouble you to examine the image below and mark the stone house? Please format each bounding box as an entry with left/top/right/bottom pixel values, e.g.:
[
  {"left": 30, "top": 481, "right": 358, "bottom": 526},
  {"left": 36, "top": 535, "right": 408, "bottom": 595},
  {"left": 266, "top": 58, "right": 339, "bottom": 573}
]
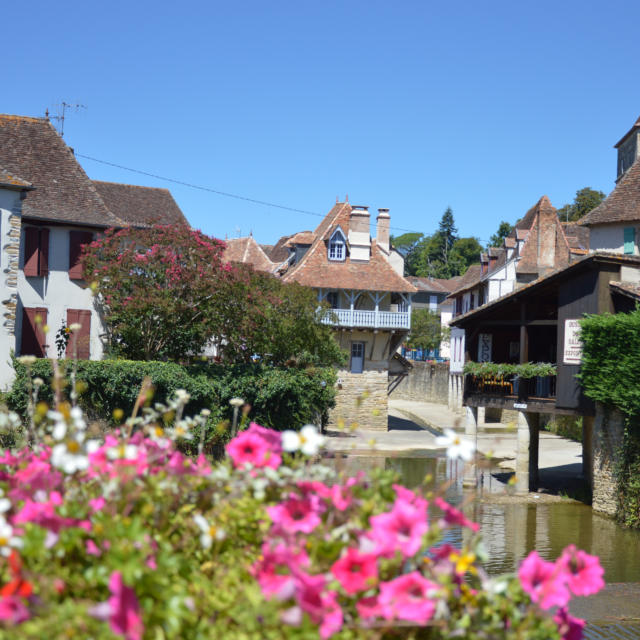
[
  {"left": 0, "top": 114, "right": 187, "bottom": 387},
  {"left": 228, "top": 201, "right": 417, "bottom": 430}
]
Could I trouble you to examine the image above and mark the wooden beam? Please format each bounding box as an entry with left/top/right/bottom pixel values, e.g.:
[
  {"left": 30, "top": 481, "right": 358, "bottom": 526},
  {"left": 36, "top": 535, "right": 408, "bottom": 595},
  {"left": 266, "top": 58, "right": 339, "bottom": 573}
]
[
  {"left": 519, "top": 303, "right": 528, "bottom": 364},
  {"left": 476, "top": 319, "right": 557, "bottom": 327}
]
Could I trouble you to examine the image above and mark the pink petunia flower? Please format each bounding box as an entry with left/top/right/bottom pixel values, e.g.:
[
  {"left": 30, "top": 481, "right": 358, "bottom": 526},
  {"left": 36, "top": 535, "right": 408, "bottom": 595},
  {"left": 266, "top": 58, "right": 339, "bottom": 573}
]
[
  {"left": 553, "top": 606, "right": 585, "bottom": 640},
  {"left": 331, "top": 548, "right": 378, "bottom": 594},
  {"left": 378, "top": 572, "right": 438, "bottom": 624},
  {"left": 369, "top": 498, "right": 428, "bottom": 557},
  {"left": 292, "top": 571, "right": 343, "bottom": 639},
  {"left": 253, "top": 542, "right": 308, "bottom": 599},
  {"left": 226, "top": 427, "right": 281, "bottom": 470},
  {"left": 518, "top": 551, "right": 570, "bottom": 610},
  {"left": 267, "top": 494, "right": 322, "bottom": 535},
  {"left": 557, "top": 545, "right": 604, "bottom": 597},
  {"left": 90, "top": 571, "right": 144, "bottom": 640},
  {"left": 356, "top": 595, "right": 384, "bottom": 621},
  {"left": 434, "top": 497, "right": 479, "bottom": 532},
  {"left": 0, "top": 596, "right": 30, "bottom": 625}
]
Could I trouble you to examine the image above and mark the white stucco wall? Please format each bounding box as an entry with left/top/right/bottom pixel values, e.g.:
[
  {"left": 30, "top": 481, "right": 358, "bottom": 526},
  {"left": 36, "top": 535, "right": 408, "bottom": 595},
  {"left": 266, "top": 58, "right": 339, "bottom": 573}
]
[
  {"left": 589, "top": 224, "right": 639, "bottom": 255},
  {"left": 17, "top": 224, "right": 104, "bottom": 361},
  {"left": 439, "top": 301, "right": 453, "bottom": 359},
  {"left": 0, "top": 190, "right": 22, "bottom": 388}
]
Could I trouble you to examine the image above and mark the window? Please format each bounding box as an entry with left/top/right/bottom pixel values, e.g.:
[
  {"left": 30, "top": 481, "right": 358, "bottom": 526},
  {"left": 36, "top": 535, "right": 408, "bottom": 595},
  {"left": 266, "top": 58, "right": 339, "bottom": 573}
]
[
  {"left": 326, "top": 291, "right": 339, "bottom": 308},
  {"left": 21, "top": 307, "right": 48, "bottom": 357},
  {"left": 429, "top": 295, "right": 438, "bottom": 311},
  {"left": 66, "top": 309, "right": 92, "bottom": 359},
  {"left": 624, "top": 227, "right": 636, "bottom": 255},
  {"left": 23, "top": 227, "right": 49, "bottom": 277},
  {"left": 350, "top": 342, "right": 365, "bottom": 374},
  {"left": 69, "top": 231, "right": 94, "bottom": 279},
  {"left": 328, "top": 230, "right": 346, "bottom": 261}
]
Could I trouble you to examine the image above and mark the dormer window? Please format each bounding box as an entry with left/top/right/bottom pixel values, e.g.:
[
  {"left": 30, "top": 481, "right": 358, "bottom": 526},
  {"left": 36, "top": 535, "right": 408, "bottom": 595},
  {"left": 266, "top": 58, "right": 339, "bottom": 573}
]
[{"left": 328, "top": 229, "right": 346, "bottom": 261}]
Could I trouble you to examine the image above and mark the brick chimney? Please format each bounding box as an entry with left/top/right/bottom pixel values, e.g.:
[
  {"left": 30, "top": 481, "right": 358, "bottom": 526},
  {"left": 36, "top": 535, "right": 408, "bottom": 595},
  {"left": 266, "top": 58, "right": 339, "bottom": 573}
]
[
  {"left": 349, "top": 205, "right": 371, "bottom": 261},
  {"left": 376, "top": 208, "right": 390, "bottom": 253}
]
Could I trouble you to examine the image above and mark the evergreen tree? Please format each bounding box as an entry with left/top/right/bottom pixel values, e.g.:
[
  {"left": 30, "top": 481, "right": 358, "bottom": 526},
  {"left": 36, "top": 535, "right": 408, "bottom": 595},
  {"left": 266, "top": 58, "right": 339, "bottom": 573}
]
[{"left": 488, "top": 221, "right": 513, "bottom": 248}]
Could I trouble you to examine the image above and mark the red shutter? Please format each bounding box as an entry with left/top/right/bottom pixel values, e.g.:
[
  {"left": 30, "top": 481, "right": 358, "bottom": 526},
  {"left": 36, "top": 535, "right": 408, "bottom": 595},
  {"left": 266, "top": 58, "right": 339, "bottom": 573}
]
[
  {"left": 21, "top": 307, "right": 48, "bottom": 357},
  {"left": 66, "top": 309, "right": 91, "bottom": 359},
  {"left": 38, "top": 228, "right": 49, "bottom": 277},
  {"left": 69, "top": 231, "right": 93, "bottom": 280},
  {"left": 24, "top": 227, "right": 40, "bottom": 277}
]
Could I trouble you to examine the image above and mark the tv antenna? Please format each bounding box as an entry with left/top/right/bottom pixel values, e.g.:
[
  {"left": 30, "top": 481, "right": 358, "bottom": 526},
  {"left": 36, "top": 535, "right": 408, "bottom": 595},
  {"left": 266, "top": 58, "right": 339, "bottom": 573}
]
[{"left": 46, "top": 102, "right": 86, "bottom": 137}]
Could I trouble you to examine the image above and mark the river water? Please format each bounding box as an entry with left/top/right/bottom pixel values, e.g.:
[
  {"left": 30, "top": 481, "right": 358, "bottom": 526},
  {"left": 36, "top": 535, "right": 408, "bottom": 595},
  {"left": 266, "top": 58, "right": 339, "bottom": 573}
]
[{"left": 332, "top": 451, "right": 640, "bottom": 635}]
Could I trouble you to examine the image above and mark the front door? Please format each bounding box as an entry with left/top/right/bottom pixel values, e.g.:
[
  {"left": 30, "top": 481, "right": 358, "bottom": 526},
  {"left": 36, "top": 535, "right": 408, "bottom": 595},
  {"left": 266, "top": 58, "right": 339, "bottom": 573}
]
[{"left": 350, "top": 342, "right": 364, "bottom": 373}]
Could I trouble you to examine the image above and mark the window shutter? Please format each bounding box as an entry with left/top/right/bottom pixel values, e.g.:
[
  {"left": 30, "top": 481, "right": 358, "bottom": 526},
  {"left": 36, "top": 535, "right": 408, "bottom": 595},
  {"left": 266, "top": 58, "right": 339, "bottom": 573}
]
[
  {"left": 24, "top": 227, "right": 40, "bottom": 277},
  {"left": 66, "top": 309, "right": 91, "bottom": 359},
  {"left": 38, "top": 228, "right": 50, "bottom": 277},
  {"left": 21, "top": 307, "right": 48, "bottom": 357},
  {"left": 69, "top": 231, "right": 93, "bottom": 280},
  {"left": 624, "top": 227, "right": 635, "bottom": 255}
]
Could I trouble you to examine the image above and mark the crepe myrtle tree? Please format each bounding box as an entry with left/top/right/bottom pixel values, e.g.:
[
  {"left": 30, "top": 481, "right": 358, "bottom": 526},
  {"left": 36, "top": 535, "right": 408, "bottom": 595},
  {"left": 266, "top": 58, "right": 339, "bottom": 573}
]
[
  {"left": 82, "top": 225, "right": 346, "bottom": 366},
  {"left": 82, "top": 224, "right": 233, "bottom": 361}
]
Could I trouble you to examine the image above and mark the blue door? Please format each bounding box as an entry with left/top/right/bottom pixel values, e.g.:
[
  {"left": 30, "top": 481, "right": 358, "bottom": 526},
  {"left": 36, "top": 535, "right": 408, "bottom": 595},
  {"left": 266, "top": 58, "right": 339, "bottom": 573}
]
[{"left": 350, "top": 342, "right": 364, "bottom": 373}]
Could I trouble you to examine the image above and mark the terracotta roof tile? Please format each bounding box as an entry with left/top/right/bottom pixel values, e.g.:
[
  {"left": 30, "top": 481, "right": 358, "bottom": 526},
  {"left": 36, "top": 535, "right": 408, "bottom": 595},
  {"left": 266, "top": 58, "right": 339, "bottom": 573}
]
[
  {"left": 92, "top": 181, "right": 187, "bottom": 227},
  {"left": 0, "top": 114, "right": 122, "bottom": 227},
  {"left": 561, "top": 222, "right": 590, "bottom": 252},
  {"left": 516, "top": 196, "right": 571, "bottom": 276},
  {"left": 447, "top": 264, "right": 482, "bottom": 297},
  {"left": 407, "top": 277, "right": 451, "bottom": 293},
  {"left": 285, "top": 231, "right": 314, "bottom": 246},
  {"left": 224, "top": 236, "right": 277, "bottom": 273},
  {"left": 283, "top": 202, "right": 416, "bottom": 293},
  {"left": 267, "top": 234, "right": 295, "bottom": 262},
  {"left": 579, "top": 158, "right": 640, "bottom": 227}
]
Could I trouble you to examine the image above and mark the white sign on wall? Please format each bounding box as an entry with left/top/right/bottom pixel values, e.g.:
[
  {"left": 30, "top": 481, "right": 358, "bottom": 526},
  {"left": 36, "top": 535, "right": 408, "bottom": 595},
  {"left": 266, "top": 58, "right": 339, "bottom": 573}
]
[
  {"left": 563, "top": 319, "right": 582, "bottom": 365},
  {"left": 449, "top": 327, "right": 465, "bottom": 373},
  {"left": 477, "top": 333, "right": 492, "bottom": 362}
]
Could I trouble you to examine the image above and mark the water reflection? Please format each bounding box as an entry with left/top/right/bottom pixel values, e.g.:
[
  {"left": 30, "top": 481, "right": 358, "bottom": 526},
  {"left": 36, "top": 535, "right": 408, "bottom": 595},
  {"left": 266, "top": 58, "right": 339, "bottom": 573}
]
[{"left": 328, "top": 453, "right": 640, "bottom": 584}]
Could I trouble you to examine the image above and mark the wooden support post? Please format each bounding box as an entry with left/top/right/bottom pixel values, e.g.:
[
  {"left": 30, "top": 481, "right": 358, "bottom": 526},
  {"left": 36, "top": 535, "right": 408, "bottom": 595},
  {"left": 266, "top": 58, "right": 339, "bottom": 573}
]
[{"left": 519, "top": 303, "right": 528, "bottom": 364}]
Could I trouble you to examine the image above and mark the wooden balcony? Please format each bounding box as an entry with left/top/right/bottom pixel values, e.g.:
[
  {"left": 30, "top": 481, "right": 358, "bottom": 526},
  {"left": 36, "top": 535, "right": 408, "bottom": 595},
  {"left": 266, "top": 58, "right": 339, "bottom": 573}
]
[
  {"left": 464, "top": 373, "right": 565, "bottom": 413},
  {"left": 321, "top": 308, "right": 410, "bottom": 330}
]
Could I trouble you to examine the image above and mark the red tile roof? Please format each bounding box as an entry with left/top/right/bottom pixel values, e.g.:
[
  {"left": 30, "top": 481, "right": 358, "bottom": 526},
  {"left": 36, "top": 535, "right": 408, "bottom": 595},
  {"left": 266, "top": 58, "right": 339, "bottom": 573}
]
[
  {"left": 0, "top": 115, "right": 122, "bottom": 227},
  {"left": 224, "top": 236, "right": 277, "bottom": 273},
  {"left": 516, "top": 196, "right": 570, "bottom": 276},
  {"left": 447, "top": 264, "right": 482, "bottom": 297},
  {"left": 282, "top": 202, "right": 416, "bottom": 293},
  {"left": 579, "top": 158, "right": 640, "bottom": 227},
  {"left": 609, "top": 280, "right": 640, "bottom": 301},
  {"left": 92, "top": 181, "right": 188, "bottom": 227},
  {"left": 407, "top": 277, "right": 452, "bottom": 293}
]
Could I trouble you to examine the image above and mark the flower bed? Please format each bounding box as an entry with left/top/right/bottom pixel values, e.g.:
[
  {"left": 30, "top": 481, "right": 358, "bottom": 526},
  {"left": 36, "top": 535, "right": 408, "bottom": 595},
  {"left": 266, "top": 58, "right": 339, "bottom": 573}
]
[{"left": 0, "top": 391, "right": 603, "bottom": 638}]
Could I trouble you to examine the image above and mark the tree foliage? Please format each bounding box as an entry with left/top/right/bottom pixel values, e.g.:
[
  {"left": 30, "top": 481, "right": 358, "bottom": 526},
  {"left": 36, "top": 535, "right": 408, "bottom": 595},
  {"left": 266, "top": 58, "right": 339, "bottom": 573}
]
[
  {"left": 82, "top": 225, "right": 345, "bottom": 366},
  {"left": 556, "top": 187, "right": 606, "bottom": 222},
  {"left": 488, "top": 221, "right": 514, "bottom": 248},
  {"left": 405, "top": 308, "right": 447, "bottom": 351}
]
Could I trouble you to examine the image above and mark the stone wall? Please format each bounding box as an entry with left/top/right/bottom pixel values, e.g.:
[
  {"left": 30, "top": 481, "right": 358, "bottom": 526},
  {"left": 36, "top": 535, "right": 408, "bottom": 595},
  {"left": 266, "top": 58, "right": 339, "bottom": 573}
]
[
  {"left": 329, "top": 369, "right": 388, "bottom": 431},
  {"left": 390, "top": 361, "right": 449, "bottom": 404},
  {"left": 592, "top": 403, "right": 625, "bottom": 517}
]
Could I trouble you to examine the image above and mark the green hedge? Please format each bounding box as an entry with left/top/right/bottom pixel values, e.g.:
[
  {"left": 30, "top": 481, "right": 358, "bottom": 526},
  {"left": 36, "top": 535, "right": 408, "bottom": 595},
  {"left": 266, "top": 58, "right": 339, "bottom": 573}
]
[
  {"left": 8, "top": 359, "right": 336, "bottom": 435},
  {"left": 579, "top": 309, "right": 640, "bottom": 528}
]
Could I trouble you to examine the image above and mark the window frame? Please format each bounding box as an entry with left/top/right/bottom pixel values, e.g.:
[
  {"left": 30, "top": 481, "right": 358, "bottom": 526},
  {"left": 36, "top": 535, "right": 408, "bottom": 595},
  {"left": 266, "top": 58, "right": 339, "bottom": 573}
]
[
  {"left": 328, "top": 229, "right": 346, "bottom": 262},
  {"left": 350, "top": 341, "right": 365, "bottom": 374}
]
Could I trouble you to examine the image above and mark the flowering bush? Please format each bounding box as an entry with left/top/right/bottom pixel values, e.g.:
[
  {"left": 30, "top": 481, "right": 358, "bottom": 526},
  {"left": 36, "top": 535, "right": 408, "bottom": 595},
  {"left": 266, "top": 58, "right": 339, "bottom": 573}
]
[{"left": 0, "top": 391, "right": 603, "bottom": 638}]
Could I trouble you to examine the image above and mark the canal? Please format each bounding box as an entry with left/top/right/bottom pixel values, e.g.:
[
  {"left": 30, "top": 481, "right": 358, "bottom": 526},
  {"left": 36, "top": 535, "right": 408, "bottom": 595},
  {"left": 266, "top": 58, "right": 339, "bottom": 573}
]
[{"left": 331, "top": 451, "right": 640, "bottom": 637}]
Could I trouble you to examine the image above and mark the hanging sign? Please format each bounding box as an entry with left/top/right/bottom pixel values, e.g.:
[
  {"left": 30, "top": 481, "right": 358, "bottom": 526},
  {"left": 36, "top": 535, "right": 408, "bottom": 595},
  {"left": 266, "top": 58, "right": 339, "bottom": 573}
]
[
  {"left": 477, "top": 333, "right": 492, "bottom": 363},
  {"left": 563, "top": 319, "right": 582, "bottom": 365}
]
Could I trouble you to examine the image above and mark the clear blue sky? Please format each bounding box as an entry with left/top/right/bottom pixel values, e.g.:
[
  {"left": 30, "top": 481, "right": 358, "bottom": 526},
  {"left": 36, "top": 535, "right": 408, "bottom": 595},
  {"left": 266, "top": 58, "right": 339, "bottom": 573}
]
[{"left": 4, "top": 0, "right": 640, "bottom": 246}]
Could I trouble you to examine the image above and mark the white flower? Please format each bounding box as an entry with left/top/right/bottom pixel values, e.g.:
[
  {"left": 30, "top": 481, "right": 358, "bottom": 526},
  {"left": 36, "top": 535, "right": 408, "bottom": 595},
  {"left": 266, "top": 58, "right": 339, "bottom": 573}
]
[
  {"left": 166, "top": 423, "right": 193, "bottom": 441},
  {"left": 70, "top": 406, "right": 87, "bottom": 431},
  {"left": 281, "top": 424, "right": 325, "bottom": 456},
  {"left": 107, "top": 443, "right": 139, "bottom": 460},
  {"left": 174, "top": 389, "right": 190, "bottom": 403},
  {"left": 0, "top": 520, "right": 22, "bottom": 556},
  {"left": 51, "top": 439, "right": 89, "bottom": 474},
  {"left": 229, "top": 397, "right": 244, "bottom": 407},
  {"left": 194, "top": 514, "right": 225, "bottom": 549},
  {"left": 435, "top": 429, "right": 475, "bottom": 461}
]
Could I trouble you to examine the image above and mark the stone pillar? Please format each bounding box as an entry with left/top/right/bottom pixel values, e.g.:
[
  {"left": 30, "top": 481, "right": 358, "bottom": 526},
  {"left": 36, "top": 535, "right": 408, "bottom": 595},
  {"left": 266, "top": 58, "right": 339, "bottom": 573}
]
[
  {"left": 592, "top": 403, "right": 624, "bottom": 516},
  {"left": 582, "top": 415, "right": 594, "bottom": 491},
  {"left": 515, "top": 411, "right": 539, "bottom": 493},
  {"left": 477, "top": 406, "right": 486, "bottom": 427},
  {"left": 448, "top": 374, "right": 454, "bottom": 411},
  {"left": 463, "top": 406, "right": 478, "bottom": 488}
]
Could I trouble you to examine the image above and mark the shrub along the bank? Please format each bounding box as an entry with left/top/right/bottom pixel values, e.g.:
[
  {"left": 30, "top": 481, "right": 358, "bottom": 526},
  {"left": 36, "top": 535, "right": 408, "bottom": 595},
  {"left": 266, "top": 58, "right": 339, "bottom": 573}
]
[
  {"left": 8, "top": 359, "right": 336, "bottom": 437},
  {"left": 579, "top": 309, "right": 640, "bottom": 528}
]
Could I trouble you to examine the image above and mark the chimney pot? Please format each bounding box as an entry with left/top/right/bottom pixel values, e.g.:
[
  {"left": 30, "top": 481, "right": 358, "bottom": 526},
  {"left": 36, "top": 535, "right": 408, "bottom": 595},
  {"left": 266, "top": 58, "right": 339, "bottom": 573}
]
[{"left": 376, "top": 208, "right": 390, "bottom": 253}]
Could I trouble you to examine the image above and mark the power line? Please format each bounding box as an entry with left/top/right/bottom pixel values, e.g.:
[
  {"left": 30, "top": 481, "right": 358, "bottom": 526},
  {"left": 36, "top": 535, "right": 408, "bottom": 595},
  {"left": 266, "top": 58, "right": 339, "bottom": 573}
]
[{"left": 76, "top": 152, "right": 426, "bottom": 235}]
